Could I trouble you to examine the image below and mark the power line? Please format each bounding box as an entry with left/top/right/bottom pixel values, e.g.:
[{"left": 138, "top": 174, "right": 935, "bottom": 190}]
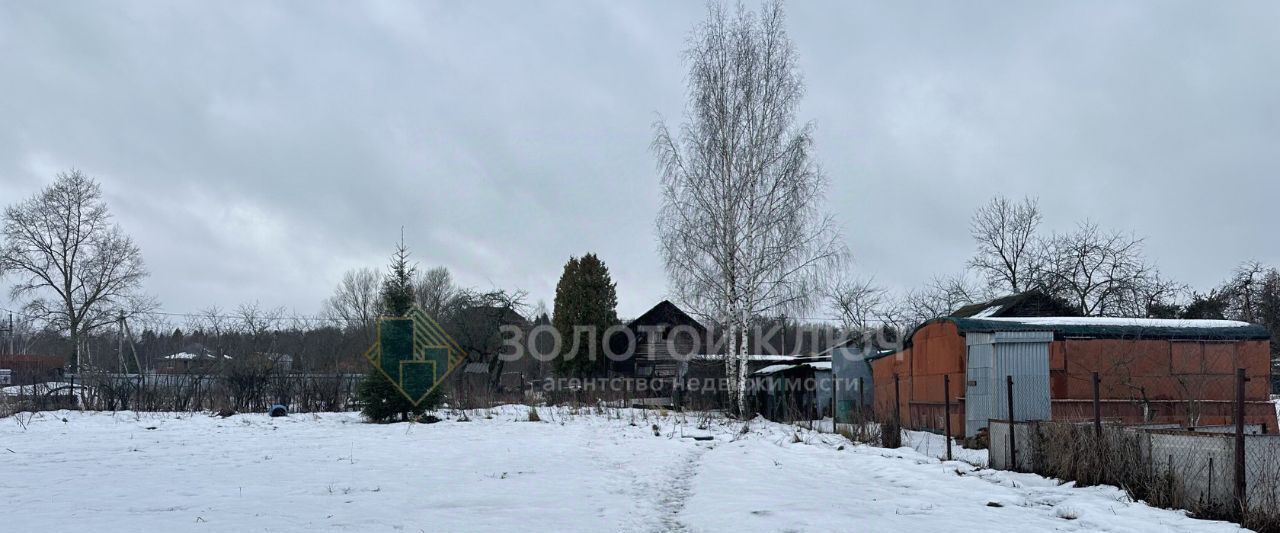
[{"left": 0, "top": 305, "right": 360, "bottom": 324}]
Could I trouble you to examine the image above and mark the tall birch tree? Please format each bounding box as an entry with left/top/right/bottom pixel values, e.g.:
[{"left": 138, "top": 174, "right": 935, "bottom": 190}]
[{"left": 653, "top": 1, "right": 842, "bottom": 415}]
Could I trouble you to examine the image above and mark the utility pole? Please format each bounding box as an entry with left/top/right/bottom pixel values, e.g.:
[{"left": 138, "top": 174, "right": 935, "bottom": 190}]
[
  {"left": 3, "top": 313, "right": 11, "bottom": 354},
  {"left": 779, "top": 314, "right": 788, "bottom": 356},
  {"left": 122, "top": 314, "right": 143, "bottom": 387},
  {"left": 117, "top": 312, "right": 128, "bottom": 373}
]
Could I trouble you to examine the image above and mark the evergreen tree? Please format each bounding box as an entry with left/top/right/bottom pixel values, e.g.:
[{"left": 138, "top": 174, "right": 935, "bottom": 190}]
[
  {"left": 358, "top": 237, "right": 441, "bottom": 422},
  {"left": 552, "top": 253, "right": 619, "bottom": 377},
  {"left": 1179, "top": 291, "right": 1228, "bottom": 320}
]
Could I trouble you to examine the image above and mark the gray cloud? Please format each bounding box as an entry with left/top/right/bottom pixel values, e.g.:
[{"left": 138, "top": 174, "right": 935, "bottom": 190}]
[{"left": 2, "top": 1, "right": 1277, "bottom": 320}]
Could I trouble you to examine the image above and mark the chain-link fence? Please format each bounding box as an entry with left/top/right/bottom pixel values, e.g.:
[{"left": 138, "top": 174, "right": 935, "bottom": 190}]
[{"left": 984, "top": 362, "right": 1280, "bottom": 530}]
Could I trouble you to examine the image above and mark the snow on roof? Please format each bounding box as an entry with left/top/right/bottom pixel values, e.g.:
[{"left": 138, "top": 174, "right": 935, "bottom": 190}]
[
  {"left": 978, "top": 317, "right": 1254, "bottom": 328},
  {"left": 689, "top": 354, "right": 797, "bottom": 362},
  {"left": 163, "top": 352, "right": 230, "bottom": 360},
  {"left": 163, "top": 352, "right": 203, "bottom": 360},
  {"left": 970, "top": 305, "right": 1004, "bottom": 318},
  {"left": 940, "top": 316, "right": 1270, "bottom": 341},
  {"left": 754, "top": 364, "right": 794, "bottom": 375},
  {"left": 753, "top": 361, "right": 831, "bottom": 376}
]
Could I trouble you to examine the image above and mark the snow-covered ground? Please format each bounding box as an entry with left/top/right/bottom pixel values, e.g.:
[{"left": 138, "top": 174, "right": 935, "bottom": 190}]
[
  {"left": 1, "top": 407, "right": 1247, "bottom": 532},
  {"left": 901, "top": 428, "right": 989, "bottom": 467}
]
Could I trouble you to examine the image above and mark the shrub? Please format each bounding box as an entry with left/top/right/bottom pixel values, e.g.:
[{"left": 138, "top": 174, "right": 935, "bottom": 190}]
[{"left": 879, "top": 416, "right": 902, "bottom": 449}]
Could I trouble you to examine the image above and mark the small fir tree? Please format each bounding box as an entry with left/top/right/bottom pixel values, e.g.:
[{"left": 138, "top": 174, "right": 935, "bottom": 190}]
[{"left": 358, "top": 237, "right": 441, "bottom": 422}]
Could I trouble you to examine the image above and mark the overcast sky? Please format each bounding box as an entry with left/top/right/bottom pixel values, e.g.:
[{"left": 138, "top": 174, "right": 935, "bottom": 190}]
[{"left": 2, "top": 1, "right": 1277, "bottom": 322}]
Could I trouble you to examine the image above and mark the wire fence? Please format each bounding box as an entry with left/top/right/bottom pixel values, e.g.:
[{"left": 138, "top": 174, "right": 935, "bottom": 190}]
[
  {"left": 987, "top": 366, "right": 1280, "bottom": 531},
  {"left": 0, "top": 372, "right": 363, "bottom": 416}
]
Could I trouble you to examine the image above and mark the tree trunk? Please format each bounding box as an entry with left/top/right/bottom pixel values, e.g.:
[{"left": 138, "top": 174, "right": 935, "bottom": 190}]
[
  {"left": 69, "top": 322, "right": 80, "bottom": 373},
  {"left": 736, "top": 315, "right": 749, "bottom": 417},
  {"left": 724, "top": 322, "right": 738, "bottom": 416}
]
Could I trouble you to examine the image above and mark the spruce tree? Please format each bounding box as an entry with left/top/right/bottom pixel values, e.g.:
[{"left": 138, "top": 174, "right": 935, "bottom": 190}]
[
  {"left": 552, "top": 253, "right": 619, "bottom": 377},
  {"left": 358, "top": 238, "right": 441, "bottom": 422}
]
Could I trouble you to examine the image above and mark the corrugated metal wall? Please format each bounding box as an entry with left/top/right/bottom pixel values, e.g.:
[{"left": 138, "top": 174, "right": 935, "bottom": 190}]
[
  {"left": 991, "top": 331, "right": 1053, "bottom": 423},
  {"left": 966, "top": 331, "right": 1052, "bottom": 437},
  {"left": 831, "top": 346, "right": 873, "bottom": 422}
]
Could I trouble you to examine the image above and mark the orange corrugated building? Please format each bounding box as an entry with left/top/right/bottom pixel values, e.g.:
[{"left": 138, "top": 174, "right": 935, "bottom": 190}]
[{"left": 871, "top": 314, "right": 1275, "bottom": 438}]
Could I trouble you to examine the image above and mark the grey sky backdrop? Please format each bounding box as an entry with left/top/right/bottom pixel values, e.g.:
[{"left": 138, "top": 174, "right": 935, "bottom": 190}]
[{"left": 2, "top": 1, "right": 1278, "bottom": 321}]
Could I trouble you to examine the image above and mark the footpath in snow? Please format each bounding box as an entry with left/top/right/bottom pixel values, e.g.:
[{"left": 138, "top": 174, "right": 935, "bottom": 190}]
[{"left": 0, "top": 407, "right": 1249, "bottom": 532}]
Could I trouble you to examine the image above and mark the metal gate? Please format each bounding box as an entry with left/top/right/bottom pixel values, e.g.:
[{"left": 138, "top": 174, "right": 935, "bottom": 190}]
[
  {"left": 965, "top": 333, "right": 994, "bottom": 438},
  {"left": 965, "top": 331, "right": 1052, "bottom": 438}
]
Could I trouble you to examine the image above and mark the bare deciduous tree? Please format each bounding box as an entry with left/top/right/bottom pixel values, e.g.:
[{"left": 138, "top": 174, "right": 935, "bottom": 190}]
[
  {"left": 968, "top": 195, "right": 1044, "bottom": 293},
  {"left": 528, "top": 299, "right": 550, "bottom": 323},
  {"left": 1220, "top": 261, "right": 1280, "bottom": 327},
  {"left": 1041, "top": 221, "right": 1167, "bottom": 316},
  {"left": 0, "top": 170, "right": 150, "bottom": 371},
  {"left": 653, "top": 1, "right": 843, "bottom": 415},
  {"left": 235, "top": 302, "right": 285, "bottom": 337},
  {"left": 323, "top": 267, "right": 384, "bottom": 343},
  {"left": 413, "top": 266, "right": 456, "bottom": 318},
  {"left": 901, "top": 274, "right": 988, "bottom": 328},
  {"left": 189, "top": 305, "right": 231, "bottom": 357},
  {"left": 826, "top": 273, "right": 889, "bottom": 333}
]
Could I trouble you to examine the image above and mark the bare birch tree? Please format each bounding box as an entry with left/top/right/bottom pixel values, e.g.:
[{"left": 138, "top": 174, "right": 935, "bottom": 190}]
[
  {"left": 653, "top": 1, "right": 843, "bottom": 415},
  {"left": 0, "top": 170, "right": 150, "bottom": 371},
  {"left": 968, "top": 195, "right": 1044, "bottom": 293}
]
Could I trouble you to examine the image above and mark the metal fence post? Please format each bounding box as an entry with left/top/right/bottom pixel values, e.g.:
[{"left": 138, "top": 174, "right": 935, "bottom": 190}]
[
  {"left": 1234, "top": 367, "right": 1247, "bottom": 515},
  {"left": 1007, "top": 375, "right": 1016, "bottom": 472},
  {"left": 831, "top": 376, "right": 837, "bottom": 434},
  {"left": 858, "top": 377, "right": 865, "bottom": 418},
  {"left": 944, "top": 374, "right": 952, "bottom": 461},
  {"left": 1092, "top": 372, "right": 1101, "bottom": 438},
  {"left": 893, "top": 374, "right": 901, "bottom": 427}
]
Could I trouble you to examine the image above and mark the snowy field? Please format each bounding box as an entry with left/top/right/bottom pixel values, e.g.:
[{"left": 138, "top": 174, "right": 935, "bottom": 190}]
[{"left": 1, "top": 407, "right": 1248, "bottom": 533}]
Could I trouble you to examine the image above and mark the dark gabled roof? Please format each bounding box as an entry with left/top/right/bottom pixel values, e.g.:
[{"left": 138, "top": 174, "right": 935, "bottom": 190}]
[
  {"left": 951, "top": 290, "right": 1082, "bottom": 318},
  {"left": 932, "top": 316, "right": 1271, "bottom": 341},
  {"left": 625, "top": 300, "right": 707, "bottom": 334},
  {"left": 607, "top": 301, "right": 707, "bottom": 357}
]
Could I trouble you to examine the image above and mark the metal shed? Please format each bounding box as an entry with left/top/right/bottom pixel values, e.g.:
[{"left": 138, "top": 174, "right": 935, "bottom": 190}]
[
  {"left": 831, "top": 346, "right": 875, "bottom": 422},
  {"left": 964, "top": 330, "right": 1052, "bottom": 438},
  {"left": 750, "top": 361, "right": 832, "bottom": 421}
]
